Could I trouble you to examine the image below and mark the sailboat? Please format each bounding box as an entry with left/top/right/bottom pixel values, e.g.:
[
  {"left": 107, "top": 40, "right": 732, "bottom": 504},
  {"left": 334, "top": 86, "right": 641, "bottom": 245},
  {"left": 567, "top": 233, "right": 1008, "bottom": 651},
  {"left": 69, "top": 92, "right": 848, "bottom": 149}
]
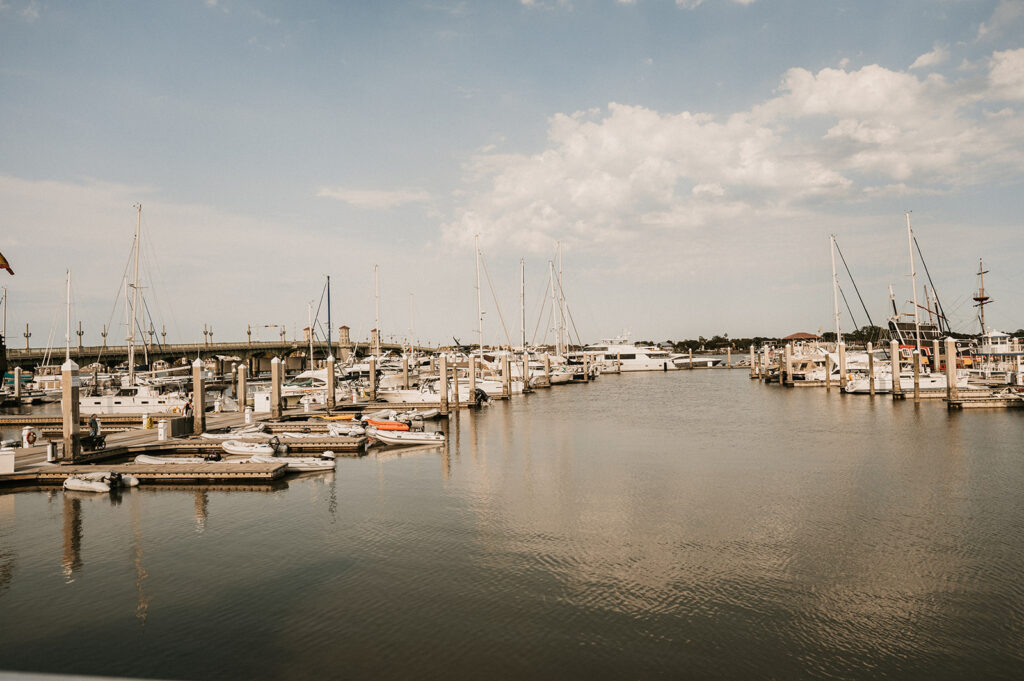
[{"left": 79, "top": 205, "right": 188, "bottom": 415}]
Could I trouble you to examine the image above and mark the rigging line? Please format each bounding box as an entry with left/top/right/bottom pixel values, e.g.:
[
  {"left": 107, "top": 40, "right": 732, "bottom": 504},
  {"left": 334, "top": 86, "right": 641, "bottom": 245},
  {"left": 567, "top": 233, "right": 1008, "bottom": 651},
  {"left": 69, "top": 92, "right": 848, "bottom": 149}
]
[
  {"left": 479, "top": 252, "right": 513, "bottom": 349},
  {"left": 140, "top": 296, "right": 163, "bottom": 352},
  {"left": 912, "top": 236, "right": 951, "bottom": 335},
  {"left": 97, "top": 241, "right": 137, "bottom": 366},
  {"left": 833, "top": 238, "right": 875, "bottom": 330},
  {"left": 530, "top": 269, "right": 552, "bottom": 347},
  {"left": 836, "top": 283, "right": 860, "bottom": 334},
  {"left": 552, "top": 269, "right": 581, "bottom": 346}
]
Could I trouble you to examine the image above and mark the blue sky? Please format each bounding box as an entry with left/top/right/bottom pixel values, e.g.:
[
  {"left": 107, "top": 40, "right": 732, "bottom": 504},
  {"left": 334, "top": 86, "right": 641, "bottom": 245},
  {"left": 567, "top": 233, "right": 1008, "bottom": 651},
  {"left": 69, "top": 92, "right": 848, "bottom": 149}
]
[{"left": 2, "top": 0, "right": 1023, "bottom": 349}]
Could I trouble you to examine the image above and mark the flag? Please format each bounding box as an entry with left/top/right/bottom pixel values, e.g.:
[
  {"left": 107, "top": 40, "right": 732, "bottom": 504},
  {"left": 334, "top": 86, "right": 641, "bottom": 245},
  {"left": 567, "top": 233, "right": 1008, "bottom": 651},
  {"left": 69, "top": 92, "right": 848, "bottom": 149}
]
[{"left": 0, "top": 251, "right": 12, "bottom": 275}]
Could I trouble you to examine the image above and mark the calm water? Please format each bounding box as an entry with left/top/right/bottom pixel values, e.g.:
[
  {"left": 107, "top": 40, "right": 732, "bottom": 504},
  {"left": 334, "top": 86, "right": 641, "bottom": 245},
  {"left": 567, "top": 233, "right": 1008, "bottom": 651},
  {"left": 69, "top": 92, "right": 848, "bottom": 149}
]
[{"left": 2, "top": 371, "right": 1023, "bottom": 680}]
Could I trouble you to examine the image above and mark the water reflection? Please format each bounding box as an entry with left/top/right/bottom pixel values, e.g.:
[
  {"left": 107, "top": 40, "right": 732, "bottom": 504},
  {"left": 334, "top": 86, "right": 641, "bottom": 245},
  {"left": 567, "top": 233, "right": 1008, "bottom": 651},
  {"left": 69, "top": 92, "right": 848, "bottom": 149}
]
[
  {"left": 60, "top": 495, "right": 83, "bottom": 582},
  {"left": 194, "top": 490, "right": 209, "bottom": 533}
]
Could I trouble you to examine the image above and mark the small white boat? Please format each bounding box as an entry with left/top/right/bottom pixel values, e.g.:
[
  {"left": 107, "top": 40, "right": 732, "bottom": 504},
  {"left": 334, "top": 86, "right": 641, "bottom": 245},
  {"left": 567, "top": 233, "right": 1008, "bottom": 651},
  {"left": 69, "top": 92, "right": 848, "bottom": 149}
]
[
  {"left": 79, "top": 470, "right": 141, "bottom": 487},
  {"left": 367, "top": 427, "right": 445, "bottom": 447},
  {"left": 63, "top": 476, "right": 110, "bottom": 493},
  {"left": 134, "top": 454, "right": 211, "bottom": 465},
  {"left": 327, "top": 423, "right": 366, "bottom": 437},
  {"left": 221, "top": 439, "right": 286, "bottom": 456},
  {"left": 200, "top": 431, "right": 271, "bottom": 441},
  {"left": 249, "top": 454, "right": 335, "bottom": 471}
]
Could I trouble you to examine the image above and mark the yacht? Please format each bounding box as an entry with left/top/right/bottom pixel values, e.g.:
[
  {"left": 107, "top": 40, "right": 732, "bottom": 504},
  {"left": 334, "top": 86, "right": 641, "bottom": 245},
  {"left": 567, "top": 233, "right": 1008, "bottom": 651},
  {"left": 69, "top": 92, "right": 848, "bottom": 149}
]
[{"left": 583, "top": 336, "right": 679, "bottom": 372}]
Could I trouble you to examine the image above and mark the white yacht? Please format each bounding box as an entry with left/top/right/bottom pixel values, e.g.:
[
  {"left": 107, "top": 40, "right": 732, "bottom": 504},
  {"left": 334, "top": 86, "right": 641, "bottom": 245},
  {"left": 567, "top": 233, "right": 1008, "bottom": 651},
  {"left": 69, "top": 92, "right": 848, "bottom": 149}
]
[{"left": 583, "top": 336, "right": 679, "bottom": 372}]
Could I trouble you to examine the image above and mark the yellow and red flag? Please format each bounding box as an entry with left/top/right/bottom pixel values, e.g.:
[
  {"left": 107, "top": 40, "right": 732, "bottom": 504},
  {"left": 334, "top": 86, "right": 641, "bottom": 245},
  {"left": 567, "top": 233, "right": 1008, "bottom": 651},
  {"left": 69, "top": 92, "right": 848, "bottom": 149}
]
[{"left": 0, "top": 251, "right": 12, "bottom": 275}]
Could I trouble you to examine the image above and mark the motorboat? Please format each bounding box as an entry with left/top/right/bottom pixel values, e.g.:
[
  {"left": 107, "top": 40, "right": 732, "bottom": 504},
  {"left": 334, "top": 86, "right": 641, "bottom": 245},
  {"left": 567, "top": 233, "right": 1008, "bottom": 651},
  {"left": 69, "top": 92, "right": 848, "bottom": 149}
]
[
  {"left": 366, "top": 427, "right": 445, "bottom": 447},
  {"left": 222, "top": 439, "right": 286, "bottom": 456},
  {"left": 134, "top": 454, "right": 216, "bottom": 464},
  {"left": 249, "top": 454, "right": 335, "bottom": 471},
  {"left": 63, "top": 476, "right": 110, "bottom": 493}
]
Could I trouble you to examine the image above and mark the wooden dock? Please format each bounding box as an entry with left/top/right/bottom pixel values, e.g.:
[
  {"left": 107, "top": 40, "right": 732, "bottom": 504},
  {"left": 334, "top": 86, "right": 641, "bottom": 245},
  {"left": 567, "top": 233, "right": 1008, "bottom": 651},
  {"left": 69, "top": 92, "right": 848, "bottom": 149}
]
[{"left": 0, "top": 462, "right": 289, "bottom": 488}]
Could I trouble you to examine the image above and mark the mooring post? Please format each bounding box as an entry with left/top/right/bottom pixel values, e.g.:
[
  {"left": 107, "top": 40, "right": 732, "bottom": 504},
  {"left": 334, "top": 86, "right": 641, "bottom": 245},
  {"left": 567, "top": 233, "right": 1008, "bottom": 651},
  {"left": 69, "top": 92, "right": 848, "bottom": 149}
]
[
  {"left": 727, "top": 346, "right": 732, "bottom": 368},
  {"left": 890, "top": 340, "right": 903, "bottom": 398},
  {"left": 469, "top": 355, "right": 477, "bottom": 397},
  {"left": 838, "top": 342, "right": 847, "bottom": 391},
  {"left": 689, "top": 348, "right": 694, "bottom": 370},
  {"left": 61, "top": 359, "right": 81, "bottom": 461},
  {"left": 451, "top": 363, "right": 460, "bottom": 408},
  {"left": 784, "top": 343, "right": 793, "bottom": 386},
  {"left": 237, "top": 364, "right": 247, "bottom": 412},
  {"left": 402, "top": 354, "right": 410, "bottom": 390},
  {"left": 749, "top": 345, "right": 755, "bottom": 378},
  {"left": 13, "top": 366, "right": 21, "bottom": 399},
  {"left": 522, "top": 352, "right": 531, "bottom": 393},
  {"left": 913, "top": 350, "right": 921, "bottom": 403},
  {"left": 192, "top": 358, "right": 206, "bottom": 434},
  {"left": 367, "top": 357, "right": 376, "bottom": 402},
  {"left": 945, "top": 337, "right": 958, "bottom": 402},
  {"left": 326, "top": 355, "right": 336, "bottom": 410},
  {"left": 825, "top": 354, "right": 832, "bottom": 391},
  {"left": 438, "top": 354, "right": 449, "bottom": 415},
  {"left": 867, "top": 342, "right": 875, "bottom": 396},
  {"left": 543, "top": 353, "right": 550, "bottom": 384},
  {"left": 932, "top": 338, "right": 941, "bottom": 373},
  {"left": 271, "top": 357, "right": 282, "bottom": 418}
]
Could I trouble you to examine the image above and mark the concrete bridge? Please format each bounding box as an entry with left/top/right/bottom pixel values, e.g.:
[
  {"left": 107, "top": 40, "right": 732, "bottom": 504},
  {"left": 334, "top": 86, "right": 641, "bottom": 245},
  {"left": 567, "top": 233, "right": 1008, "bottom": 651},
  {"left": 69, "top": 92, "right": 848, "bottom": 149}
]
[{"left": 2, "top": 338, "right": 433, "bottom": 373}]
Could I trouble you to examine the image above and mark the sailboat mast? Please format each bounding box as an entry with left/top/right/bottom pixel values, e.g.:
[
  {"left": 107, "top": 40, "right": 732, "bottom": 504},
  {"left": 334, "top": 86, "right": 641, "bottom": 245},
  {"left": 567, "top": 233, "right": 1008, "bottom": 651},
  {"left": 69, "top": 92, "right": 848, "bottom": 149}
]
[
  {"left": 128, "top": 203, "right": 142, "bottom": 383},
  {"left": 373, "top": 264, "right": 381, "bottom": 357},
  {"left": 65, "top": 269, "right": 71, "bottom": 363},
  {"left": 2, "top": 286, "right": 6, "bottom": 340},
  {"left": 475, "top": 234, "right": 483, "bottom": 358},
  {"left": 558, "top": 241, "right": 566, "bottom": 352},
  {"left": 549, "top": 260, "right": 559, "bottom": 356},
  {"left": 326, "top": 275, "right": 332, "bottom": 355},
  {"left": 830, "top": 234, "right": 841, "bottom": 345},
  {"left": 520, "top": 258, "right": 526, "bottom": 350},
  {"left": 307, "top": 301, "right": 314, "bottom": 369},
  {"left": 974, "top": 258, "right": 990, "bottom": 335},
  {"left": 408, "top": 292, "right": 414, "bottom": 354},
  {"left": 906, "top": 212, "right": 922, "bottom": 352}
]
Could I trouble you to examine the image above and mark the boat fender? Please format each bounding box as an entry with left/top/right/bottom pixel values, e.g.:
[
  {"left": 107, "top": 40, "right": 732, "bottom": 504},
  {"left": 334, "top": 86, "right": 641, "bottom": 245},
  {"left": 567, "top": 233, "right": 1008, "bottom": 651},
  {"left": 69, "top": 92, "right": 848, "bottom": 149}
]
[
  {"left": 172, "top": 406, "right": 181, "bottom": 415},
  {"left": 204, "top": 453, "right": 223, "bottom": 462},
  {"left": 26, "top": 430, "right": 37, "bottom": 445}
]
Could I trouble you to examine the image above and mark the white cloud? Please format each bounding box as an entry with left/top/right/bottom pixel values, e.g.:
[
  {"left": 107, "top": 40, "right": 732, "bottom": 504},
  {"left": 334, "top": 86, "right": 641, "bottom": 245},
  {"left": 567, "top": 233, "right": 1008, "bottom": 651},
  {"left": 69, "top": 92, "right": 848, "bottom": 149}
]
[
  {"left": 315, "top": 186, "right": 433, "bottom": 209},
  {"left": 988, "top": 48, "right": 1024, "bottom": 100},
  {"left": 20, "top": 0, "right": 38, "bottom": 21},
  {"left": 909, "top": 43, "right": 949, "bottom": 70},
  {"left": 977, "top": 0, "right": 1024, "bottom": 39},
  {"left": 442, "top": 51, "right": 1024, "bottom": 262}
]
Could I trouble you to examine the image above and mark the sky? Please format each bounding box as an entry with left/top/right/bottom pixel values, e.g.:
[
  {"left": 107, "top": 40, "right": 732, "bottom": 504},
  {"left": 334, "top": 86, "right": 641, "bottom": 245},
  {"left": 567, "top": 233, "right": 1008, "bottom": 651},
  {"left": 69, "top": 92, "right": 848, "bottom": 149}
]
[{"left": 1, "top": 0, "right": 1023, "bottom": 349}]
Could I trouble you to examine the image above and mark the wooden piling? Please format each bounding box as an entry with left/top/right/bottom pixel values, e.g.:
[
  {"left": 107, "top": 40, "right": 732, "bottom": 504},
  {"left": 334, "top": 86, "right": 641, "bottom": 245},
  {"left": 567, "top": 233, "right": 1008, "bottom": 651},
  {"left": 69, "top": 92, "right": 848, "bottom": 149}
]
[
  {"left": 913, "top": 350, "right": 921, "bottom": 403},
  {"left": 451, "top": 364, "right": 460, "bottom": 408},
  {"left": 469, "top": 355, "right": 477, "bottom": 397},
  {"left": 402, "top": 355, "right": 410, "bottom": 390},
  {"left": 688, "top": 349, "right": 694, "bottom": 370},
  {"left": 932, "top": 338, "right": 940, "bottom": 373},
  {"left": 749, "top": 345, "right": 755, "bottom": 378},
  {"left": 237, "top": 364, "right": 247, "bottom": 412},
  {"left": 326, "top": 355, "right": 336, "bottom": 409},
  {"left": 369, "top": 358, "right": 377, "bottom": 402},
  {"left": 838, "top": 342, "right": 847, "bottom": 390},
  {"left": 784, "top": 344, "right": 793, "bottom": 386},
  {"left": 866, "top": 342, "right": 875, "bottom": 396},
  {"left": 727, "top": 347, "right": 732, "bottom": 368},
  {"left": 13, "top": 366, "right": 21, "bottom": 399},
  {"left": 825, "top": 354, "right": 832, "bottom": 391},
  {"left": 438, "top": 354, "right": 449, "bottom": 415},
  {"left": 61, "top": 359, "right": 81, "bottom": 461},
  {"left": 522, "top": 352, "right": 531, "bottom": 393},
  {"left": 945, "top": 337, "right": 958, "bottom": 402},
  {"left": 271, "top": 357, "right": 282, "bottom": 419},
  {"left": 543, "top": 353, "right": 550, "bottom": 384},
  {"left": 192, "top": 358, "right": 206, "bottom": 434},
  {"left": 890, "top": 340, "right": 903, "bottom": 398}
]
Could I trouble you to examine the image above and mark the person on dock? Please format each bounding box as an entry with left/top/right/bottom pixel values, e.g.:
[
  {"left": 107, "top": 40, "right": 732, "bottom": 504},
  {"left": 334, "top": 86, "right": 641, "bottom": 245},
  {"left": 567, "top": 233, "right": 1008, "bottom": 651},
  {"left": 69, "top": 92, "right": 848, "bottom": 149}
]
[
  {"left": 183, "top": 395, "right": 194, "bottom": 417},
  {"left": 88, "top": 414, "right": 99, "bottom": 437}
]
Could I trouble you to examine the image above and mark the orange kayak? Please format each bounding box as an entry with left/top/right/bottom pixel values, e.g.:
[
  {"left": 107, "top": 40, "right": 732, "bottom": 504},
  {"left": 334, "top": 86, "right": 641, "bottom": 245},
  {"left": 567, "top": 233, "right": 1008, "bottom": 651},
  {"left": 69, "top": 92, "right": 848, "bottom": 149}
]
[{"left": 365, "top": 418, "right": 410, "bottom": 431}]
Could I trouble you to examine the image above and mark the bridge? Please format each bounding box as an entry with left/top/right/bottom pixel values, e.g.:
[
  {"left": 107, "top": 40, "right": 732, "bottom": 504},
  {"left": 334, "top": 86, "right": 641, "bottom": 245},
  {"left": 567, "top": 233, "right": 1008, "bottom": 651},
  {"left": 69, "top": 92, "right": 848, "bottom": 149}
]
[{"left": 2, "top": 338, "right": 434, "bottom": 372}]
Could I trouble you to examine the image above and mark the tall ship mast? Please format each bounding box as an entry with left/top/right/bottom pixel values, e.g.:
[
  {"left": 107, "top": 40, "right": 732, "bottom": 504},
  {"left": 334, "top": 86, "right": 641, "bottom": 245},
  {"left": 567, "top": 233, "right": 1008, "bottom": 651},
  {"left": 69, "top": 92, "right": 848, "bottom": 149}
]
[{"left": 973, "top": 258, "right": 991, "bottom": 335}]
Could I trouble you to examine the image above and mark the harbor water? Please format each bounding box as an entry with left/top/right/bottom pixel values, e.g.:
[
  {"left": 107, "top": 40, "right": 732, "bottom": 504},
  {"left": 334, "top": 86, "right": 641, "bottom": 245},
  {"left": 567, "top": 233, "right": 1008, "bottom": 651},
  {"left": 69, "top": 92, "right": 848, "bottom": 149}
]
[{"left": 2, "top": 370, "right": 1023, "bottom": 680}]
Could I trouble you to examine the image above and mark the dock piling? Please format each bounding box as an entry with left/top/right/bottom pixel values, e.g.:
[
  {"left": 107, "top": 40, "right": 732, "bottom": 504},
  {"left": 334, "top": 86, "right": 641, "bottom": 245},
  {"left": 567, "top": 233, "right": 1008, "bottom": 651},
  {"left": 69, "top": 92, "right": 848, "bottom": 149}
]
[
  {"left": 867, "top": 342, "right": 875, "bottom": 396},
  {"left": 439, "top": 354, "right": 449, "bottom": 415},
  {"left": 890, "top": 340, "right": 903, "bottom": 398},
  {"left": 913, "top": 350, "right": 921, "bottom": 403},
  {"left": 237, "top": 364, "right": 247, "bottom": 412},
  {"left": 192, "top": 358, "right": 206, "bottom": 434},
  {"left": 61, "top": 359, "right": 81, "bottom": 461},
  {"left": 945, "top": 337, "right": 958, "bottom": 402},
  {"left": 271, "top": 357, "right": 282, "bottom": 419},
  {"left": 326, "top": 355, "right": 336, "bottom": 409}
]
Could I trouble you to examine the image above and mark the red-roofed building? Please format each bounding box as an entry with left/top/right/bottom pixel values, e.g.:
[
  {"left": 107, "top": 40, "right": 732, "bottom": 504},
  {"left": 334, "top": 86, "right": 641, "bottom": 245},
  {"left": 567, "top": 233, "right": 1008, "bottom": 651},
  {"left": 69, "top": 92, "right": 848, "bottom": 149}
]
[{"left": 782, "top": 332, "right": 821, "bottom": 341}]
